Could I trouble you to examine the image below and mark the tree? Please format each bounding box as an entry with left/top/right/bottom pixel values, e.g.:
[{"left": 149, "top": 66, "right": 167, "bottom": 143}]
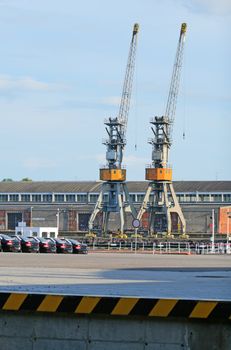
[{"left": 21, "top": 178, "right": 32, "bottom": 182}]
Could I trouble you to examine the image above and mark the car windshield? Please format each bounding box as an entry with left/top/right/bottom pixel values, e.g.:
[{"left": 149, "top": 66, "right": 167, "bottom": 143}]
[
  {"left": 28, "top": 238, "right": 37, "bottom": 242},
  {"left": 45, "top": 238, "right": 55, "bottom": 243},
  {"left": 0, "top": 234, "right": 11, "bottom": 239},
  {"left": 56, "top": 239, "right": 65, "bottom": 243},
  {"left": 70, "top": 239, "right": 80, "bottom": 244}
]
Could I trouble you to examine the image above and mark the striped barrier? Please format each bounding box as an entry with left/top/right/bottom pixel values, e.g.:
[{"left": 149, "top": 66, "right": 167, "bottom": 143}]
[{"left": 0, "top": 292, "right": 230, "bottom": 320}]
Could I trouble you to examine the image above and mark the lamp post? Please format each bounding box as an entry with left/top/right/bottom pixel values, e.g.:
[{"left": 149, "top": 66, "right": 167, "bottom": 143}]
[
  {"left": 56, "top": 208, "right": 60, "bottom": 230},
  {"left": 132, "top": 219, "right": 140, "bottom": 254},
  {"left": 211, "top": 209, "right": 215, "bottom": 253},
  {"left": 30, "top": 206, "right": 33, "bottom": 227},
  {"left": 226, "top": 212, "right": 231, "bottom": 246}
]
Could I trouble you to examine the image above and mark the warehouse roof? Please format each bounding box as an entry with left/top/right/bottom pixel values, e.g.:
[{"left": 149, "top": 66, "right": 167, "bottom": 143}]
[{"left": 0, "top": 181, "right": 230, "bottom": 193}]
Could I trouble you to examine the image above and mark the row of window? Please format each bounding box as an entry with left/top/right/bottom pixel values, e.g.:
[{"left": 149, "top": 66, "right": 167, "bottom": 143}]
[
  {"left": 0, "top": 193, "right": 230, "bottom": 204},
  {"left": 0, "top": 194, "right": 84, "bottom": 203},
  {"left": 17, "top": 231, "right": 56, "bottom": 238}
]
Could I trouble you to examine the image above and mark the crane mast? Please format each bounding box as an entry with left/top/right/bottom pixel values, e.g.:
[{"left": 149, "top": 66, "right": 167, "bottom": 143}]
[
  {"left": 89, "top": 24, "right": 139, "bottom": 235},
  {"left": 137, "top": 23, "right": 187, "bottom": 236}
]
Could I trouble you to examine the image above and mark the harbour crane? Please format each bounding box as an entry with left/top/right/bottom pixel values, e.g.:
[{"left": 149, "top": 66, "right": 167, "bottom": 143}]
[
  {"left": 137, "top": 23, "right": 187, "bottom": 236},
  {"left": 89, "top": 23, "right": 139, "bottom": 235}
]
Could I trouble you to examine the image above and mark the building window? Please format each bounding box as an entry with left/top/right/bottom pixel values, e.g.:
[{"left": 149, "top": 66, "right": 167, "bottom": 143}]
[
  {"left": 137, "top": 194, "right": 145, "bottom": 203},
  {"left": 198, "top": 195, "right": 210, "bottom": 202},
  {"left": 224, "top": 194, "right": 231, "bottom": 203},
  {"left": 76, "top": 194, "right": 87, "bottom": 203},
  {"left": 190, "top": 195, "right": 197, "bottom": 202},
  {"left": 177, "top": 195, "right": 185, "bottom": 202},
  {"left": 0, "top": 195, "right": 8, "bottom": 202},
  {"left": 54, "top": 194, "right": 65, "bottom": 202},
  {"left": 210, "top": 194, "right": 222, "bottom": 202},
  {"left": 9, "top": 194, "right": 19, "bottom": 202},
  {"left": 43, "top": 194, "right": 52, "bottom": 202},
  {"left": 129, "top": 194, "right": 136, "bottom": 202},
  {"left": 50, "top": 232, "right": 56, "bottom": 238},
  {"left": 32, "top": 194, "right": 42, "bottom": 202},
  {"left": 89, "top": 194, "right": 98, "bottom": 203},
  {"left": 184, "top": 195, "right": 191, "bottom": 202},
  {"left": 21, "top": 194, "right": 31, "bottom": 202},
  {"left": 66, "top": 194, "right": 76, "bottom": 203},
  {"left": 42, "top": 232, "right": 48, "bottom": 237}
]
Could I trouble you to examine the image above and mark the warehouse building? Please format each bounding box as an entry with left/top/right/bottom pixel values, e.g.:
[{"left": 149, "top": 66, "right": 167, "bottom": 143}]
[{"left": 0, "top": 181, "right": 230, "bottom": 236}]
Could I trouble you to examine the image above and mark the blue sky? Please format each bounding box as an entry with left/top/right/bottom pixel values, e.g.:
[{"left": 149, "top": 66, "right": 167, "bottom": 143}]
[{"left": 0, "top": 0, "right": 230, "bottom": 181}]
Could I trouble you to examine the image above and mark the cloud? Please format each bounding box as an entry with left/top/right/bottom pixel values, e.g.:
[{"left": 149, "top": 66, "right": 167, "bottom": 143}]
[
  {"left": 182, "top": 0, "right": 231, "bottom": 15},
  {"left": 23, "top": 158, "right": 58, "bottom": 170},
  {"left": 0, "top": 75, "right": 68, "bottom": 92},
  {"left": 123, "top": 155, "right": 149, "bottom": 167},
  {"left": 79, "top": 153, "right": 149, "bottom": 168},
  {"left": 100, "top": 96, "right": 121, "bottom": 106},
  {"left": 186, "top": 88, "right": 231, "bottom": 102}
]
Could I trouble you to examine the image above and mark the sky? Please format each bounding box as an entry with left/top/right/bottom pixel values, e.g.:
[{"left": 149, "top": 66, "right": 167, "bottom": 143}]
[{"left": 0, "top": 0, "right": 230, "bottom": 182}]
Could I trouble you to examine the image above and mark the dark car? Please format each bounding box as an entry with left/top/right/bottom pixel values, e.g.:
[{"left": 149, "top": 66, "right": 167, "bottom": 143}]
[
  {"left": 12, "top": 236, "right": 39, "bottom": 253},
  {"left": 54, "top": 238, "right": 73, "bottom": 254},
  {"left": 37, "top": 237, "right": 57, "bottom": 253},
  {"left": 0, "top": 234, "right": 21, "bottom": 252},
  {"left": 68, "top": 239, "right": 88, "bottom": 254}
]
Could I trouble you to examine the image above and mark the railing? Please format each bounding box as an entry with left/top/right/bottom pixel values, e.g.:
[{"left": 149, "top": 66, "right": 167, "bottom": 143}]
[{"left": 86, "top": 240, "right": 231, "bottom": 255}]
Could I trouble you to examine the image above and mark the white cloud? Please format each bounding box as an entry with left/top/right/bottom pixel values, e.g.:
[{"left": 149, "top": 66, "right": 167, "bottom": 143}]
[
  {"left": 23, "top": 158, "right": 58, "bottom": 170},
  {"left": 95, "top": 153, "right": 105, "bottom": 164},
  {"left": 183, "top": 0, "right": 231, "bottom": 15},
  {"left": 123, "top": 154, "right": 149, "bottom": 167},
  {"left": 100, "top": 96, "right": 121, "bottom": 106},
  {"left": 82, "top": 153, "right": 149, "bottom": 168},
  {"left": 0, "top": 75, "right": 68, "bottom": 92}
]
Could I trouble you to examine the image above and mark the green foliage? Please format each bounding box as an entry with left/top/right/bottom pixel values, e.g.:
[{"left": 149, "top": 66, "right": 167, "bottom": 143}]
[
  {"left": 2, "top": 178, "right": 13, "bottom": 182},
  {"left": 21, "top": 178, "right": 32, "bottom": 182}
]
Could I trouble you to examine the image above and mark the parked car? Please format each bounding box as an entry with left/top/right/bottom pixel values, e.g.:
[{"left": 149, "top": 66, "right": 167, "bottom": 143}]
[
  {"left": 0, "top": 234, "right": 21, "bottom": 252},
  {"left": 37, "top": 237, "right": 57, "bottom": 253},
  {"left": 54, "top": 238, "right": 73, "bottom": 254},
  {"left": 11, "top": 235, "right": 39, "bottom": 253},
  {"left": 68, "top": 239, "right": 88, "bottom": 254}
]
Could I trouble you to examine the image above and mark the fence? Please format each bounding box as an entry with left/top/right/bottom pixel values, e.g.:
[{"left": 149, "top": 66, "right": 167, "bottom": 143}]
[{"left": 87, "top": 240, "right": 231, "bottom": 255}]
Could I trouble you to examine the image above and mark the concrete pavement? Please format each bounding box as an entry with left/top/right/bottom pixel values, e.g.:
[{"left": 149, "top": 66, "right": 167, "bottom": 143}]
[{"left": 0, "top": 253, "right": 230, "bottom": 300}]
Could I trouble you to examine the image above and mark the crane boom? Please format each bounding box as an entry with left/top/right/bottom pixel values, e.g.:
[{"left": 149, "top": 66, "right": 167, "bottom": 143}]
[
  {"left": 103, "top": 23, "right": 139, "bottom": 171},
  {"left": 118, "top": 23, "right": 139, "bottom": 139},
  {"left": 165, "top": 23, "right": 187, "bottom": 142}
]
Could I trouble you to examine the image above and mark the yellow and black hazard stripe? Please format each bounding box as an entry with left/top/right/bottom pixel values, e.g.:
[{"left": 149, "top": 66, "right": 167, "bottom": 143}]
[{"left": 0, "top": 292, "right": 230, "bottom": 320}]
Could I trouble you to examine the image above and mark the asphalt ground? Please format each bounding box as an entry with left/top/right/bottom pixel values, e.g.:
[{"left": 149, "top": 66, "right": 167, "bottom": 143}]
[{"left": 0, "top": 252, "right": 230, "bottom": 300}]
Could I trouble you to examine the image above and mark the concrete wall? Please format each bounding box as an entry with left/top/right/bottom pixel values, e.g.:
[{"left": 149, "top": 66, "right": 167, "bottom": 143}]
[
  {"left": 0, "top": 311, "right": 230, "bottom": 350},
  {"left": 0, "top": 203, "right": 225, "bottom": 234}
]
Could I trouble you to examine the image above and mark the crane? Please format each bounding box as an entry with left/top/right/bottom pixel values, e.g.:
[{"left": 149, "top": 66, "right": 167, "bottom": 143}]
[
  {"left": 137, "top": 23, "right": 187, "bottom": 236},
  {"left": 89, "top": 23, "right": 139, "bottom": 235}
]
